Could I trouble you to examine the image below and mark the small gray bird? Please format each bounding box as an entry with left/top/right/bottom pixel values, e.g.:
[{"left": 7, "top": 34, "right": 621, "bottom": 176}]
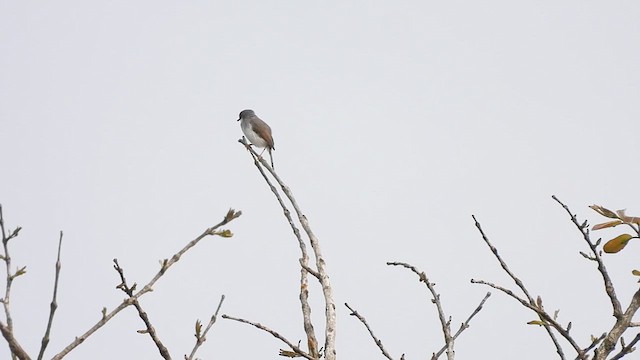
[{"left": 238, "top": 109, "right": 275, "bottom": 168}]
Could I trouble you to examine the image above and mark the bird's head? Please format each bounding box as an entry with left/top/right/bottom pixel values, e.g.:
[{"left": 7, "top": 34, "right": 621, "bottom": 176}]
[{"left": 237, "top": 109, "right": 255, "bottom": 121}]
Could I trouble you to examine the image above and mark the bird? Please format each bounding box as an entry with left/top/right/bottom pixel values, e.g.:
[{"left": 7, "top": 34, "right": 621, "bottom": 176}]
[{"left": 237, "top": 109, "right": 275, "bottom": 168}]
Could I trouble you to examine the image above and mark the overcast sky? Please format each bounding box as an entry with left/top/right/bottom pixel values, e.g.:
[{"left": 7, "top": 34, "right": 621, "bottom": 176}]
[{"left": 1, "top": 1, "right": 639, "bottom": 359}]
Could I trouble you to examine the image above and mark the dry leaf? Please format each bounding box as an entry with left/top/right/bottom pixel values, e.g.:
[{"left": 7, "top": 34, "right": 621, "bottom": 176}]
[
  {"left": 590, "top": 205, "right": 619, "bottom": 219},
  {"left": 593, "top": 220, "right": 623, "bottom": 230},
  {"left": 603, "top": 234, "right": 634, "bottom": 254}
]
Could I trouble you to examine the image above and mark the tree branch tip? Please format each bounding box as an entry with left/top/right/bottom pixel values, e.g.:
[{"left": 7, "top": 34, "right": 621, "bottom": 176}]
[{"left": 224, "top": 208, "right": 242, "bottom": 222}]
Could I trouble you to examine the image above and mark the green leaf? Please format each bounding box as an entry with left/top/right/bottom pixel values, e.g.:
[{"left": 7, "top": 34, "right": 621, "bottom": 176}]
[
  {"left": 216, "top": 229, "right": 233, "bottom": 238},
  {"left": 195, "top": 320, "right": 202, "bottom": 338},
  {"left": 527, "top": 320, "right": 547, "bottom": 326}
]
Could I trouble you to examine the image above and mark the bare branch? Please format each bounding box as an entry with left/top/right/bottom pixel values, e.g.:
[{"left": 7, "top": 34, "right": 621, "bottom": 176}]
[
  {"left": 240, "top": 138, "right": 334, "bottom": 358},
  {"left": 272, "top": 183, "right": 335, "bottom": 360},
  {"left": 51, "top": 209, "right": 241, "bottom": 360},
  {"left": 222, "top": 314, "right": 315, "bottom": 360},
  {"left": 113, "top": 259, "right": 171, "bottom": 360},
  {"left": 433, "top": 292, "right": 491, "bottom": 359},
  {"left": 552, "top": 195, "right": 623, "bottom": 319},
  {"left": 0, "top": 321, "right": 30, "bottom": 360},
  {"left": 387, "top": 261, "right": 453, "bottom": 360},
  {"left": 344, "top": 303, "right": 394, "bottom": 360},
  {"left": 239, "top": 138, "right": 319, "bottom": 356},
  {"left": 582, "top": 333, "right": 606, "bottom": 355},
  {"left": 471, "top": 278, "right": 584, "bottom": 358},
  {"left": 611, "top": 332, "right": 640, "bottom": 360},
  {"left": 37, "top": 231, "right": 64, "bottom": 360},
  {"left": 0, "top": 205, "right": 25, "bottom": 360},
  {"left": 186, "top": 295, "right": 225, "bottom": 360},
  {"left": 472, "top": 215, "right": 572, "bottom": 360},
  {"left": 472, "top": 216, "right": 534, "bottom": 303},
  {"left": 595, "top": 288, "right": 640, "bottom": 359}
]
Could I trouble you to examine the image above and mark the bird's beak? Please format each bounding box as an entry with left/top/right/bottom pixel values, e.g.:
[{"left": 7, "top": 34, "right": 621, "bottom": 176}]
[{"left": 237, "top": 118, "right": 241, "bottom": 121}]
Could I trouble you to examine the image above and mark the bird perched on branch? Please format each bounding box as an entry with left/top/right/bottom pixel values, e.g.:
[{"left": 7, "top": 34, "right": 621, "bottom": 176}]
[{"left": 237, "top": 109, "right": 275, "bottom": 168}]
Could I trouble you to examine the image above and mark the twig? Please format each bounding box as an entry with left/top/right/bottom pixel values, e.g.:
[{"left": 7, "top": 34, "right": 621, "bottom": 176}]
[
  {"left": 470, "top": 279, "right": 584, "bottom": 357},
  {"left": 472, "top": 216, "right": 533, "bottom": 303},
  {"left": 113, "top": 259, "right": 171, "bottom": 360},
  {"left": 344, "top": 303, "right": 394, "bottom": 360},
  {"left": 1, "top": 205, "right": 24, "bottom": 360},
  {"left": 37, "top": 231, "right": 64, "bottom": 360},
  {"left": 472, "top": 215, "right": 572, "bottom": 360},
  {"left": 387, "top": 261, "right": 453, "bottom": 360},
  {"left": 611, "top": 332, "right": 640, "bottom": 360},
  {"left": 552, "top": 195, "right": 622, "bottom": 319},
  {"left": 222, "top": 314, "right": 315, "bottom": 360},
  {"left": 0, "top": 205, "right": 26, "bottom": 360},
  {"left": 186, "top": 295, "right": 225, "bottom": 360},
  {"left": 300, "top": 261, "right": 320, "bottom": 280},
  {"left": 580, "top": 333, "right": 605, "bottom": 355},
  {"left": 51, "top": 209, "right": 241, "bottom": 360},
  {"left": 433, "top": 292, "right": 491, "bottom": 359},
  {"left": 240, "top": 138, "right": 327, "bottom": 358}
]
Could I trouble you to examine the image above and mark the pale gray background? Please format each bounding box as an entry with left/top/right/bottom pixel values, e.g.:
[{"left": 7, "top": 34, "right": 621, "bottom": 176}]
[{"left": 1, "top": 1, "right": 639, "bottom": 359}]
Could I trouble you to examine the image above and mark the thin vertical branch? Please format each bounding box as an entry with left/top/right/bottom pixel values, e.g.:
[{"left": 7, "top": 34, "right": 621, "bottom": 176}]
[
  {"left": 387, "top": 262, "right": 453, "bottom": 360},
  {"left": 552, "top": 195, "right": 622, "bottom": 319},
  {"left": 37, "top": 231, "right": 64, "bottom": 360},
  {"left": 264, "top": 161, "right": 336, "bottom": 360},
  {"left": 0, "top": 205, "right": 25, "bottom": 360},
  {"left": 240, "top": 138, "right": 330, "bottom": 358},
  {"left": 240, "top": 138, "right": 319, "bottom": 357},
  {"left": 186, "top": 295, "right": 225, "bottom": 360}
]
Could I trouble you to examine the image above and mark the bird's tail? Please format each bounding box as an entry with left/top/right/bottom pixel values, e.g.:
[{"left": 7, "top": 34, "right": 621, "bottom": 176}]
[{"left": 268, "top": 148, "right": 274, "bottom": 169}]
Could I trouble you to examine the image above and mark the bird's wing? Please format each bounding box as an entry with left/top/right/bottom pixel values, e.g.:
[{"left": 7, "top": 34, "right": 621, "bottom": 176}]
[{"left": 251, "top": 116, "right": 275, "bottom": 150}]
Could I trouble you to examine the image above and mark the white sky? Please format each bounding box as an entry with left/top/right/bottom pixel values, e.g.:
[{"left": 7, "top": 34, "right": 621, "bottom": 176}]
[{"left": 1, "top": 1, "right": 639, "bottom": 359}]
